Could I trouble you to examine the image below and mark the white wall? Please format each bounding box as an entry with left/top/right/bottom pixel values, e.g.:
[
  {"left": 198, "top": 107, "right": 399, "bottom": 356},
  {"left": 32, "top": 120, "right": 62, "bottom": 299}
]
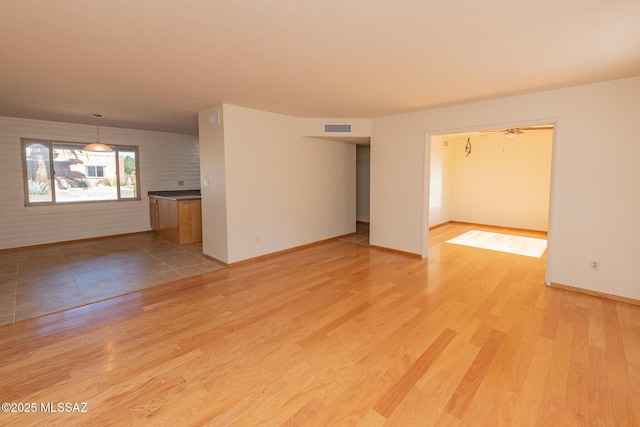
[
  {"left": 0, "top": 116, "right": 200, "bottom": 250},
  {"left": 448, "top": 130, "right": 552, "bottom": 230},
  {"left": 371, "top": 112, "right": 429, "bottom": 255},
  {"left": 356, "top": 145, "right": 370, "bottom": 222},
  {"left": 198, "top": 105, "right": 229, "bottom": 263},
  {"left": 371, "top": 76, "right": 640, "bottom": 300},
  {"left": 428, "top": 135, "right": 453, "bottom": 227},
  {"left": 200, "top": 104, "right": 356, "bottom": 264}
]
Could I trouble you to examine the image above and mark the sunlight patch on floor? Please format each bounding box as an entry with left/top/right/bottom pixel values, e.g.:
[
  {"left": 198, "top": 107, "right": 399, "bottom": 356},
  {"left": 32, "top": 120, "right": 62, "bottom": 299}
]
[{"left": 446, "top": 230, "right": 547, "bottom": 258}]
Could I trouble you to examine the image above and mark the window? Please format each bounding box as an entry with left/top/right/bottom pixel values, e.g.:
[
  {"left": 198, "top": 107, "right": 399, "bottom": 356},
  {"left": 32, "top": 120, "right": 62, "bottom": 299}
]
[
  {"left": 86, "top": 166, "right": 106, "bottom": 178},
  {"left": 22, "top": 139, "right": 140, "bottom": 205}
]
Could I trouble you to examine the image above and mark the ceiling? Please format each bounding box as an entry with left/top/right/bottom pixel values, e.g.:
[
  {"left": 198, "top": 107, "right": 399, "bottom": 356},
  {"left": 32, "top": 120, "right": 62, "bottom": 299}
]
[{"left": 1, "top": 1, "right": 639, "bottom": 136}]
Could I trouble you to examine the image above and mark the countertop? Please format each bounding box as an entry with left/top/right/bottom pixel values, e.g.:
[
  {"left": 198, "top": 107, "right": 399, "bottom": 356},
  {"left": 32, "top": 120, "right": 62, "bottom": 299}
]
[{"left": 148, "top": 190, "right": 201, "bottom": 201}]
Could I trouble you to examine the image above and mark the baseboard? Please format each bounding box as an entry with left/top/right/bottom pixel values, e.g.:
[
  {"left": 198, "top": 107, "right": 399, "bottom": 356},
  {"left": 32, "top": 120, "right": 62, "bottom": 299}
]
[
  {"left": 0, "top": 231, "right": 154, "bottom": 253},
  {"left": 225, "top": 230, "right": 421, "bottom": 266},
  {"left": 369, "top": 244, "right": 421, "bottom": 258},
  {"left": 434, "top": 221, "right": 547, "bottom": 234},
  {"left": 428, "top": 221, "right": 452, "bottom": 230},
  {"left": 550, "top": 282, "right": 640, "bottom": 306},
  {"left": 227, "top": 234, "right": 354, "bottom": 267},
  {"left": 203, "top": 254, "right": 228, "bottom": 267}
]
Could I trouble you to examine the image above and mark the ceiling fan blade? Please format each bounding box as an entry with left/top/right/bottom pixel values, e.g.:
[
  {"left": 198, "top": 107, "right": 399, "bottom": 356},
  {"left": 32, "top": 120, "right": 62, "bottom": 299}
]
[
  {"left": 477, "top": 130, "right": 503, "bottom": 136},
  {"left": 518, "top": 126, "right": 554, "bottom": 131},
  {"left": 476, "top": 125, "right": 554, "bottom": 137}
]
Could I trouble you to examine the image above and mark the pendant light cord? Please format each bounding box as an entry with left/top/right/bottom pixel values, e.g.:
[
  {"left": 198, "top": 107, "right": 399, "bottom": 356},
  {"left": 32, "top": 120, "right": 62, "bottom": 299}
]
[{"left": 93, "top": 114, "right": 102, "bottom": 142}]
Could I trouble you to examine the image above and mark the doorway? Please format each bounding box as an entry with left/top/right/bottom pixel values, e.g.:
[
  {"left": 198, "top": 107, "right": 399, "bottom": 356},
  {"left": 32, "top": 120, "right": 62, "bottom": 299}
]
[
  {"left": 425, "top": 123, "right": 556, "bottom": 282},
  {"left": 356, "top": 144, "right": 370, "bottom": 243}
]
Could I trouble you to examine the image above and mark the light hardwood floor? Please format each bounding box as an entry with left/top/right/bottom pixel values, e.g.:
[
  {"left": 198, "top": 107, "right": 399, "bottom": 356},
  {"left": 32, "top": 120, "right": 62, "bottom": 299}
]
[{"left": 1, "top": 223, "right": 639, "bottom": 426}]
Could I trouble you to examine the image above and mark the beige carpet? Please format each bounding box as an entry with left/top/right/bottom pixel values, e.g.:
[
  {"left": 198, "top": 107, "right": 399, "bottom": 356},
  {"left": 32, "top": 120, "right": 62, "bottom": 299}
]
[{"left": 446, "top": 230, "right": 547, "bottom": 258}]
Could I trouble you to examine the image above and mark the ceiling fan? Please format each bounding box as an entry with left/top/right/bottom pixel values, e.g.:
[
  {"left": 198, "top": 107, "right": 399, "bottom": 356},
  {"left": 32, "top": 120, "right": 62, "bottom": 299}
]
[
  {"left": 479, "top": 126, "right": 554, "bottom": 138},
  {"left": 463, "top": 125, "right": 554, "bottom": 157}
]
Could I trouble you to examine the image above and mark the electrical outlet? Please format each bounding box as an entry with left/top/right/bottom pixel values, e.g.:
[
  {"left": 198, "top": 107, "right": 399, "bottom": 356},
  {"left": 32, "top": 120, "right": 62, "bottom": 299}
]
[{"left": 590, "top": 260, "right": 599, "bottom": 271}]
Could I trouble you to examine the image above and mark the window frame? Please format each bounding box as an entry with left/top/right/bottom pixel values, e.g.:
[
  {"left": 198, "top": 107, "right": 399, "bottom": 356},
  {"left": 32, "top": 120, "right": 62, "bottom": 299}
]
[{"left": 21, "top": 138, "right": 141, "bottom": 206}]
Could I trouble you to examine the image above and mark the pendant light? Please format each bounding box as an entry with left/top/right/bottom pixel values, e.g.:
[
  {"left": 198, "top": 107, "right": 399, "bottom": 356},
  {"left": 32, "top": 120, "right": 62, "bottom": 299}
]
[{"left": 83, "top": 114, "right": 113, "bottom": 152}]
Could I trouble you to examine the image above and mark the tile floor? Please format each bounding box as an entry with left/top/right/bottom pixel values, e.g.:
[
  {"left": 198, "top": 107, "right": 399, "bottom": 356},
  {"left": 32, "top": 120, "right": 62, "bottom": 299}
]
[
  {"left": 0, "top": 232, "right": 225, "bottom": 326},
  {"left": 338, "top": 221, "right": 370, "bottom": 246}
]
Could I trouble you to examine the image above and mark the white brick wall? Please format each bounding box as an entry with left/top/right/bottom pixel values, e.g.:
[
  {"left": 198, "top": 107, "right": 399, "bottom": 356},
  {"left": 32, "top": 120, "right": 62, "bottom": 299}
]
[{"left": 0, "top": 116, "right": 200, "bottom": 250}]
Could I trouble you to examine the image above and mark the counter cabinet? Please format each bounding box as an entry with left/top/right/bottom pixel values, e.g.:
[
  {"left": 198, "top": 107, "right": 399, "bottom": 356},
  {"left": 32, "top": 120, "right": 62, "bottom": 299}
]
[{"left": 149, "top": 196, "right": 202, "bottom": 245}]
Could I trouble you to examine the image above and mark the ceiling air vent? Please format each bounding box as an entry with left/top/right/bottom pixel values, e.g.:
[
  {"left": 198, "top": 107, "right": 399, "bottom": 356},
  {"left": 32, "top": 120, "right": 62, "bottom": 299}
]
[{"left": 324, "top": 123, "right": 352, "bottom": 134}]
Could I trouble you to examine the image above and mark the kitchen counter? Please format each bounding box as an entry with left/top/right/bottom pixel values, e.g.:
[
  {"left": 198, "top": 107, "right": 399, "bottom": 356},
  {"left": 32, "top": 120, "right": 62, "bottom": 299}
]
[
  {"left": 148, "top": 190, "right": 202, "bottom": 244},
  {"left": 148, "top": 190, "right": 201, "bottom": 201},
  {"left": 149, "top": 194, "right": 201, "bottom": 201}
]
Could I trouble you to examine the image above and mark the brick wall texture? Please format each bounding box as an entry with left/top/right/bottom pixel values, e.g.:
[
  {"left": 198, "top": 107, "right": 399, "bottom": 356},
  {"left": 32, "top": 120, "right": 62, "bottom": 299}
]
[{"left": 0, "top": 116, "right": 200, "bottom": 250}]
